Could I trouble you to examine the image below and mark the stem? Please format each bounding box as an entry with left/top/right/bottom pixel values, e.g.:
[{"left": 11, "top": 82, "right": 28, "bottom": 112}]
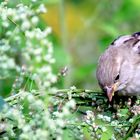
[
  {"left": 5, "top": 89, "right": 105, "bottom": 107},
  {"left": 5, "top": 89, "right": 103, "bottom": 102},
  {"left": 123, "top": 116, "right": 140, "bottom": 140}
]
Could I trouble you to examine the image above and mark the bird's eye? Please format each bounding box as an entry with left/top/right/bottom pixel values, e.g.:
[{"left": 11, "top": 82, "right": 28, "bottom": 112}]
[{"left": 114, "top": 74, "right": 119, "bottom": 82}]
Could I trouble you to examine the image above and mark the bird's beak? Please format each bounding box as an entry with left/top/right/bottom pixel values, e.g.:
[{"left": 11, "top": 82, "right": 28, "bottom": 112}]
[{"left": 106, "top": 82, "right": 119, "bottom": 102}]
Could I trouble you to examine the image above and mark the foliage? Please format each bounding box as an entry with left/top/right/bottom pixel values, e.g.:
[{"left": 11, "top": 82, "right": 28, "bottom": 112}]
[{"left": 0, "top": 0, "right": 140, "bottom": 140}]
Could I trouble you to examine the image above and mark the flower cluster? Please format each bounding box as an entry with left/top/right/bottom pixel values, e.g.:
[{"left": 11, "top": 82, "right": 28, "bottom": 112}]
[
  {"left": 0, "top": 89, "right": 76, "bottom": 140},
  {"left": 0, "top": 1, "right": 72, "bottom": 139},
  {"left": 0, "top": 0, "right": 56, "bottom": 89}
]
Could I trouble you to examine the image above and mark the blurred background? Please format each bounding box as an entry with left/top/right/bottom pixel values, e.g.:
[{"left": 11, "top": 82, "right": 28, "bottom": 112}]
[
  {"left": 42, "top": 0, "right": 140, "bottom": 90},
  {"left": 1, "top": 0, "right": 140, "bottom": 96}
]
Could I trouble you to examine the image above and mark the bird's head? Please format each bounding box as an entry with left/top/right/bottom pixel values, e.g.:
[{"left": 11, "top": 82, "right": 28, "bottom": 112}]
[
  {"left": 96, "top": 47, "right": 122, "bottom": 102},
  {"left": 96, "top": 33, "right": 140, "bottom": 102}
]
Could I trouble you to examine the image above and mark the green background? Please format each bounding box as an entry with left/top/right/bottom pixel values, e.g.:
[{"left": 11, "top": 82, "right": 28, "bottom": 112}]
[{"left": 42, "top": 0, "right": 140, "bottom": 89}]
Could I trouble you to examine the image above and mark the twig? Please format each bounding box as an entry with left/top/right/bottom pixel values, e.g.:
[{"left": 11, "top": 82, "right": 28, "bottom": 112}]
[{"left": 5, "top": 89, "right": 104, "bottom": 103}]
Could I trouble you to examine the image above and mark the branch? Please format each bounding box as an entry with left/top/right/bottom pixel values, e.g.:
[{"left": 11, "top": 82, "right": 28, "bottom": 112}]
[{"left": 5, "top": 89, "right": 105, "bottom": 105}]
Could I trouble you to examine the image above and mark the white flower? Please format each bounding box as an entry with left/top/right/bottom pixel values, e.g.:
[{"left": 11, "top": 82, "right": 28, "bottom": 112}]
[
  {"left": 25, "top": 31, "right": 34, "bottom": 38},
  {"left": 129, "top": 118, "right": 134, "bottom": 123},
  {"left": 56, "top": 119, "right": 65, "bottom": 127},
  {"left": 2, "top": 21, "right": 9, "bottom": 28},
  {"left": 43, "top": 81, "right": 51, "bottom": 87},
  {"left": 23, "top": 53, "right": 31, "bottom": 61},
  {"left": 22, "top": 125, "right": 31, "bottom": 132},
  {"left": 7, "top": 8, "right": 15, "bottom": 16},
  {"left": 37, "top": 4, "right": 47, "bottom": 13},
  {"left": 135, "top": 133, "right": 140, "bottom": 139},
  {"left": 111, "top": 120, "right": 118, "bottom": 126},
  {"left": 34, "top": 48, "right": 42, "bottom": 55},
  {"left": 48, "top": 45, "right": 53, "bottom": 54},
  {"left": 44, "top": 54, "right": 52, "bottom": 61},
  {"left": 44, "top": 27, "right": 52, "bottom": 35},
  {"left": 13, "top": 14, "right": 20, "bottom": 21},
  {"left": 101, "top": 126, "right": 107, "bottom": 132},
  {"left": 35, "top": 100, "right": 44, "bottom": 108},
  {"left": 39, "top": 66, "right": 51, "bottom": 73},
  {"left": 27, "top": 94, "right": 35, "bottom": 102},
  {"left": 6, "top": 31, "right": 12, "bottom": 36},
  {"left": 97, "top": 114, "right": 103, "bottom": 119},
  {"left": 8, "top": 59, "right": 15, "bottom": 68},
  {"left": 0, "top": 123, "right": 6, "bottom": 132},
  {"left": 14, "top": 36, "right": 21, "bottom": 42},
  {"left": 111, "top": 134, "right": 117, "bottom": 140},
  {"left": 50, "top": 75, "right": 57, "bottom": 83},
  {"left": 21, "top": 20, "right": 31, "bottom": 30},
  {"left": 31, "top": 16, "right": 39, "bottom": 25},
  {"left": 56, "top": 136, "right": 62, "bottom": 140},
  {"left": 36, "top": 129, "right": 48, "bottom": 139},
  {"left": 62, "top": 107, "right": 70, "bottom": 116},
  {"left": 35, "top": 56, "right": 42, "bottom": 62},
  {"left": 104, "top": 116, "right": 111, "bottom": 122},
  {"left": 20, "top": 13, "right": 27, "bottom": 20},
  {"left": 70, "top": 86, "right": 76, "bottom": 90},
  {"left": 41, "top": 39, "right": 49, "bottom": 45},
  {"left": 49, "top": 58, "right": 55, "bottom": 63},
  {"left": 66, "top": 99, "right": 76, "bottom": 108}
]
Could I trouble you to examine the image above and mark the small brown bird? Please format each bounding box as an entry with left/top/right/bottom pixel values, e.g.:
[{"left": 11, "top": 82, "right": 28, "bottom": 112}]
[{"left": 96, "top": 32, "right": 140, "bottom": 102}]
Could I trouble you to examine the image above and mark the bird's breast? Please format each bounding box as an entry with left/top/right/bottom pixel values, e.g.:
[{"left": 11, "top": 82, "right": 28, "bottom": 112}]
[{"left": 119, "top": 65, "right": 140, "bottom": 96}]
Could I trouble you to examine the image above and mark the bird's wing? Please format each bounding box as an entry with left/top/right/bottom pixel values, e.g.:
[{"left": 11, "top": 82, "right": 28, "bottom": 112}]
[
  {"left": 131, "top": 32, "right": 140, "bottom": 54},
  {"left": 110, "top": 33, "right": 140, "bottom": 55},
  {"left": 110, "top": 35, "right": 133, "bottom": 47}
]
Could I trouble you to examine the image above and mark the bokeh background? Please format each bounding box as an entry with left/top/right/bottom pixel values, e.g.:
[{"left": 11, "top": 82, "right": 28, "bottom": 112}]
[
  {"left": 1, "top": 0, "right": 140, "bottom": 96},
  {"left": 42, "top": 0, "right": 140, "bottom": 90}
]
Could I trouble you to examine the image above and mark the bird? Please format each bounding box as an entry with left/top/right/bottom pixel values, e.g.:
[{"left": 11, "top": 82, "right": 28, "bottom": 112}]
[{"left": 96, "top": 32, "right": 140, "bottom": 102}]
